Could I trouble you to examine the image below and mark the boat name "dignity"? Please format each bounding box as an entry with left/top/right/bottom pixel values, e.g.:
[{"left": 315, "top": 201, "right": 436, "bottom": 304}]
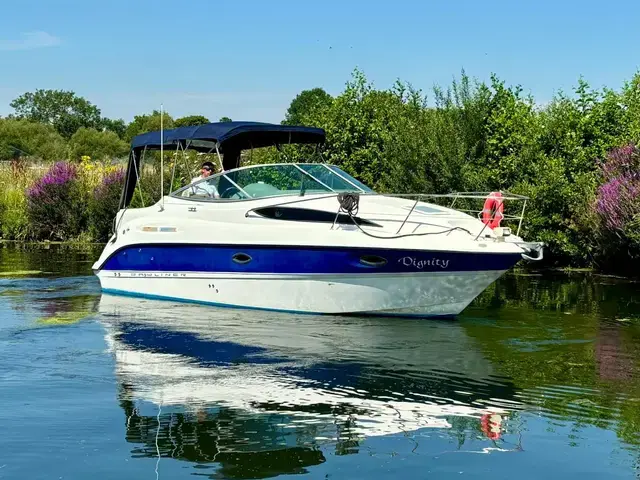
[{"left": 398, "top": 256, "right": 450, "bottom": 269}]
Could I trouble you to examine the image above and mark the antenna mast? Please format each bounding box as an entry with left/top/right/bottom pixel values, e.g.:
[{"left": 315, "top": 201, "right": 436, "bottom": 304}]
[{"left": 160, "top": 104, "right": 164, "bottom": 210}]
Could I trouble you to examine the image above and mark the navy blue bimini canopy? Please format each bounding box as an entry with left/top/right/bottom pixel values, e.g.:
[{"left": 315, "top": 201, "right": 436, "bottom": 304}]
[
  {"left": 130, "top": 121, "right": 325, "bottom": 152},
  {"left": 120, "top": 121, "right": 326, "bottom": 208}
]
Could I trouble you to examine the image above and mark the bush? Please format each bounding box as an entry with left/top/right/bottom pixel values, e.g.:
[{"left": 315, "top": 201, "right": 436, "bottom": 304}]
[
  {"left": 26, "top": 161, "right": 87, "bottom": 240},
  {"left": 89, "top": 168, "right": 125, "bottom": 241},
  {"left": 594, "top": 144, "right": 640, "bottom": 230},
  {"left": 69, "top": 127, "right": 129, "bottom": 162},
  {"left": 591, "top": 144, "right": 640, "bottom": 272},
  {"left": 0, "top": 118, "right": 67, "bottom": 161}
]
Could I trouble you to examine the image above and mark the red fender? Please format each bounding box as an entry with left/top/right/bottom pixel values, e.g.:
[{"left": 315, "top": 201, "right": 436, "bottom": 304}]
[{"left": 481, "top": 192, "right": 504, "bottom": 229}]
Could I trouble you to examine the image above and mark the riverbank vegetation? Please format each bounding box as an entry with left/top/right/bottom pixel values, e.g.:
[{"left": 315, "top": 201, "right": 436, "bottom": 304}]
[{"left": 1, "top": 69, "right": 639, "bottom": 275}]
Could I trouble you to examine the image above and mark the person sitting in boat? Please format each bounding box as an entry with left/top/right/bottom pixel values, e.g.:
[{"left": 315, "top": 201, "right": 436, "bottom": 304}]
[{"left": 190, "top": 161, "right": 220, "bottom": 198}]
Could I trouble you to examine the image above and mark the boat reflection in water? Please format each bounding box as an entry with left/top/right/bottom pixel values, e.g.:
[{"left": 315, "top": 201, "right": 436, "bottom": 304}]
[{"left": 98, "top": 294, "right": 523, "bottom": 477}]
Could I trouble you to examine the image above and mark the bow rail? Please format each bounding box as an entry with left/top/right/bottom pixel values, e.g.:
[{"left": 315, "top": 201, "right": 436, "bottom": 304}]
[{"left": 244, "top": 190, "right": 529, "bottom": 238}]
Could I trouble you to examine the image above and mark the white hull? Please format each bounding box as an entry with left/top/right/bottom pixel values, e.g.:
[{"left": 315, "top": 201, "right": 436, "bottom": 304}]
[{"left": 96, "top": 269, "right": 506, "bottom": 317}]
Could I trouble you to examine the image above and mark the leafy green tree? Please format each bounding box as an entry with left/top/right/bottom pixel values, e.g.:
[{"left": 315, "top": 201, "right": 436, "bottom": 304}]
[
  {"left": 68, "top": 127, "right": 129, "bottom": 161},
  {"left": 174, "top": 115, "right": 210, "bottom": 127},
  {"left": 9, "top": 89, "right": 102, "bottom": 138},
  {"left": 382, "top": 71, "right": 493, "bottom": 195},
  {"left": 101, "top": 118, "right": 127, "bottom": 139},
  {"left": 540, "top": 79, "right": 629, "bottom": 176},
  {"left": 283, "top": 88, "right": 332, "bottom": 126},
  {"left": 0, "top": 118, "right": 67, "bottom": 161},
  {"left": 620, "top": 72, "right": 640, "bottom": 142},
  {"left": 124, "top": 110, "right": 174, "bottom": 142},
  {"left": 277, "top": 69, "right": 635, "bottom": 269},
  {"left": 219, "top": 116, "right": 233, "bottom": 122},
  {"left": 521, "top": 79, "right": 631, "bottom": 265},
  {"left": 482, "top": 75, "right": 541, "bottom": 188},
  {"left": 283, "top": 70, "right": 407, "bottom": 189}
]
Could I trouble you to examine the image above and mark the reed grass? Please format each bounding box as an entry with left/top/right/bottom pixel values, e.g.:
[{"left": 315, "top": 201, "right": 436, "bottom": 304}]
[{"left": 0, "top": 162, "right": 46, "bottom": 240}]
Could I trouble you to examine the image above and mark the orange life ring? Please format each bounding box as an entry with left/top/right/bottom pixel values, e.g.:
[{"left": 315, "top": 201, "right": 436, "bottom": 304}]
[{"left": 481, "top": 192, "right": 504, "bottom": 229}]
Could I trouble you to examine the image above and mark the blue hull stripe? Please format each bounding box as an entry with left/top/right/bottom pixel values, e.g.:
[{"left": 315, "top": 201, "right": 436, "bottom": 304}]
[
  {"left": 101, "top": 288, "right": 456, "bottom": 319},
  {"left": 100, "top": 243, "right": 521, "bottom": 274}
]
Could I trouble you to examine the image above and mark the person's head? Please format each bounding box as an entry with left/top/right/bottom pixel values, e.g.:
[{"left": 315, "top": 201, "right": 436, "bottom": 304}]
[{"left": 200, "top": 161, "right": 215, "bottom": 177}]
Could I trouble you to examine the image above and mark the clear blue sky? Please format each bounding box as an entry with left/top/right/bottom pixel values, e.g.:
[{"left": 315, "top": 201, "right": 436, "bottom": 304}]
[{"left": 1, "top": 0, "right": 639, "bottom": 124}]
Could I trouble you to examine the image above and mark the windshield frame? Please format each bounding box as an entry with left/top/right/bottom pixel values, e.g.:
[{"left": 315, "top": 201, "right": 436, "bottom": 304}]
[{"left": 169, "top": 162, "right": 373, "bottom": 202}]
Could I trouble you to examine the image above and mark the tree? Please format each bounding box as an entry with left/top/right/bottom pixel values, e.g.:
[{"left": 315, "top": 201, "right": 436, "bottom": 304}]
[
  {"left": 124, "top": 110, "right": 174, "bottom": 142},
  {"left": 621, "top": 72, "right": 640, "bottom": 142},
  {"left": 482, "top": 74, "right": 540, "bottom": 188},
  {"left": 383, "top": 71, "right": 493, "bottom": 195},
  {"left": 101, "top": 118, "right": 127, "bottom": 139},
  {"left": 219, "top": 116, "right": 233, "bottom": 122},
  {"left": 283, "top": 88, "right": 332, "bottom": 126},
  {"left": 0, "top": 118, "right": 67, "bottom": 161},
  {"left": 297, "top": 71, "right": 404, "bottom": 189},
  {"left": 68, "top": 127, "right": 129, "bottom": 161},
  {"left": 174, "top": 115, "right": 210, "bottom": 127},
  {"left": 9, "top": 89, "right": 103, "bottom": 139}
]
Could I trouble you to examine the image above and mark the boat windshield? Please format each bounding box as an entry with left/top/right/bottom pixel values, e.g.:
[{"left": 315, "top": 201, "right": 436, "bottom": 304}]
[{"left": 172, "top": 163, "right": 373, "bottom": 201}]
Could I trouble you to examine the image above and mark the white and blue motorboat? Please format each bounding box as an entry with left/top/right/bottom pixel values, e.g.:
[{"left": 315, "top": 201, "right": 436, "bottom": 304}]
[{"left": 92, "top": 121, "right": 543, "bottom": 317}]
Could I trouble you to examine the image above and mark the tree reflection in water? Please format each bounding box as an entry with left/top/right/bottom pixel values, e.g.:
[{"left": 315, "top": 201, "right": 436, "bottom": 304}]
[{"left": 118, "top": 386, "right": 326, "bottom": 479}]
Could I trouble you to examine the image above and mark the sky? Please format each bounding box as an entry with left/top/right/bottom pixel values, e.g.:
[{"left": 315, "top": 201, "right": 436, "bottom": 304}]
[{"left": 1, "top": 0, "right": 639, "bottom": 124}]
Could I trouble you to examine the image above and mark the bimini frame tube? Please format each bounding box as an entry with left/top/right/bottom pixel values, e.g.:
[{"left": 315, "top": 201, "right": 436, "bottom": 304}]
[
  {"left": 214, "top": 143, "right": 224, "bottom": 172},
  {"left": 160, "top": 104, "right": 164, "bottom": 211}
]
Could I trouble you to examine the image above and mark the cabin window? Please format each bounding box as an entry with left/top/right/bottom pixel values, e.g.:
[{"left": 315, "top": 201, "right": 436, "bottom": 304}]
[
  {"left": 171, "top": 163, "right": 375, "bottom": 201},
  {"left": 298, "top": 164, "right": 365, "bottom": 192},
  {"left": 253, "top": 206, "right": 382, "bottom": 227}
]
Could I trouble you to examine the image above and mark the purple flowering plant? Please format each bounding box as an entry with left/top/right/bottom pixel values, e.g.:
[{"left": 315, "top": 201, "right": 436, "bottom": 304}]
[
  {"left": 26, "top": 161, "right": 86, "bottom": 240},
  {"left": 26, "top": 161, "right": 78, "bottom": 200},
  {"left": 594, "top": 144, "right": 640, "bottom": 232},
  {"left": 94, "top": 168, "right": 125, "bottom": 201}
]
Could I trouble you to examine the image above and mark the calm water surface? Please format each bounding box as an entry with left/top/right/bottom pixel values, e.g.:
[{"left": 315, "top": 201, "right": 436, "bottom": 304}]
[{"left": 1, "top": 244, "right": 640, "bottom": 479}]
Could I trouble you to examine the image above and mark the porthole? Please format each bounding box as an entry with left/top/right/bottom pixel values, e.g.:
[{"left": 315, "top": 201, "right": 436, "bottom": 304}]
[
  {"left": 359, "top": 255, "right": 387, "bottom": 267},
  {"left": 232, "top": 252, "right": 252, "bottom": 264}
]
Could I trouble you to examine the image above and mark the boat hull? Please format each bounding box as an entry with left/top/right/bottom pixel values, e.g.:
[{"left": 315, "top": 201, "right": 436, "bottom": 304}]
[{"left": 96, "top": 269, "right": 509, "bottom": 317}]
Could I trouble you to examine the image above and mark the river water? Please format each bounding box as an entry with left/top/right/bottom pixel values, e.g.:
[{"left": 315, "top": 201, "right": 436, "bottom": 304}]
[{"left": 1, "top": 243, "right": 639, "bottom": 479}]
